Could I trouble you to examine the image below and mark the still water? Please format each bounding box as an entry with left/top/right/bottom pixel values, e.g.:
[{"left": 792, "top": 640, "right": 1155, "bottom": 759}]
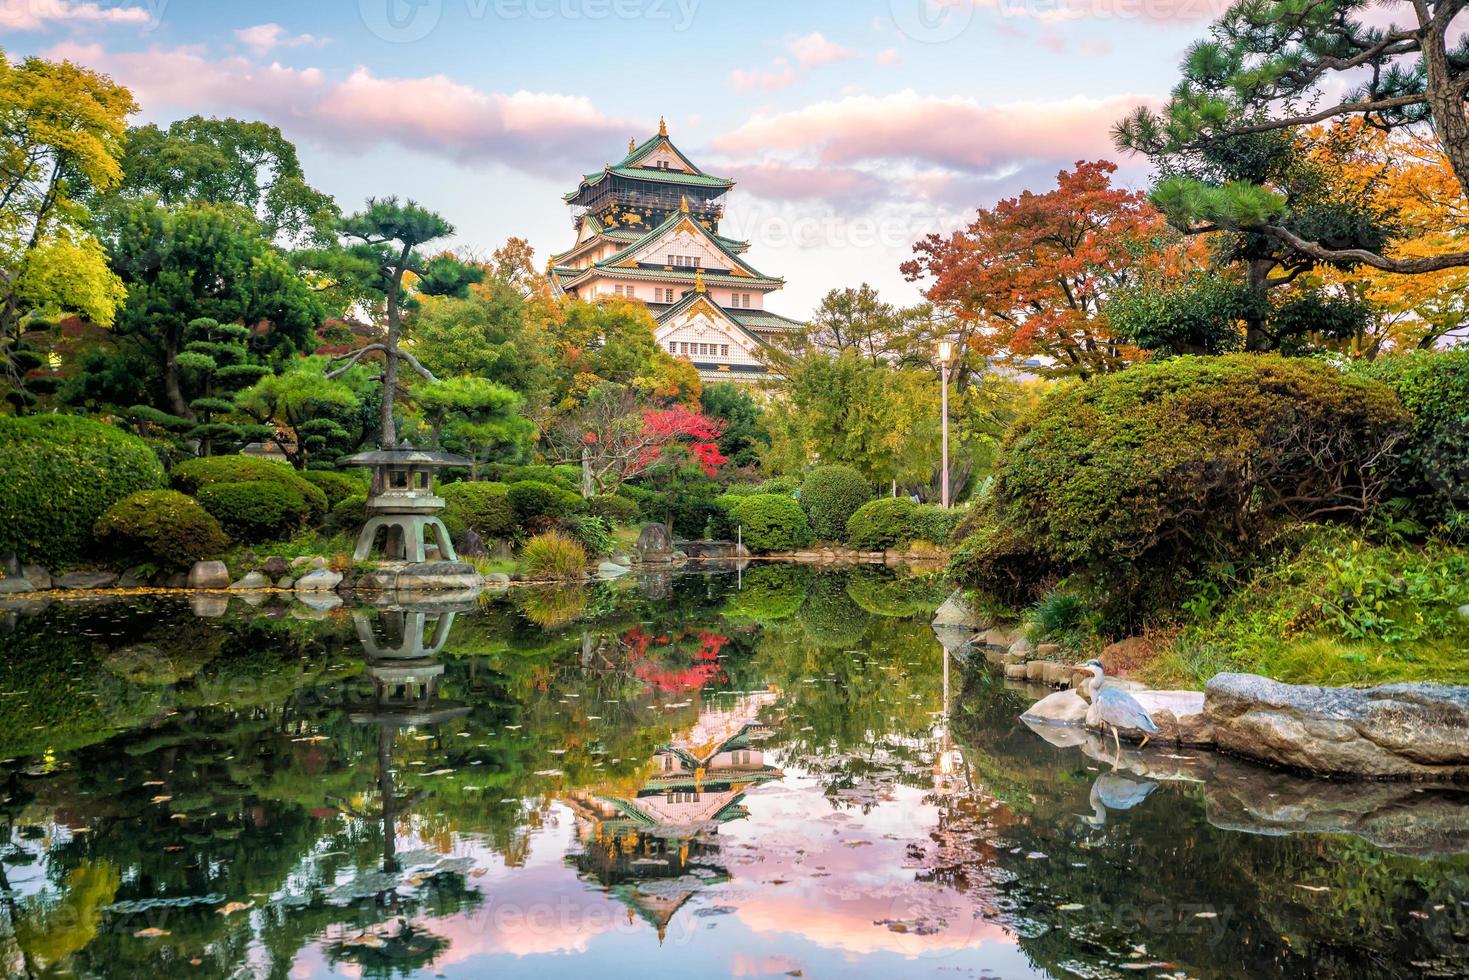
[{"left": 0, "top": 565, "right": 1466, "bottom": 978}]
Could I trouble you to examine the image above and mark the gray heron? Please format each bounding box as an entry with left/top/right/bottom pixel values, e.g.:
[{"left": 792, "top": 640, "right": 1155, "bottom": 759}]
[{"left": 1071, "top": 659, "right": 1159, "bottom": 756}]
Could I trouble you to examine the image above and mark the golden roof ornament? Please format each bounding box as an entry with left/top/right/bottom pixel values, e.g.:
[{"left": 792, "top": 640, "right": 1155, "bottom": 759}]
[
  {"left": 659, "top": 115, "right": 668, "bottom": 137},
  {"left": 628, "top": 136, "right": 636, "bottom": 153},
  {"left": 694, "top": 269, "right": 706, "bottom": 293},
  {"left": 679, "top": 194, "right": 689, "bottom": 214}
]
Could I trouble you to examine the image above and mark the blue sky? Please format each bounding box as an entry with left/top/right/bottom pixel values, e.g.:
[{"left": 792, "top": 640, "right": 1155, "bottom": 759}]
[{"left": 1, "top": 0, "right": 1228, "bottom": 314}]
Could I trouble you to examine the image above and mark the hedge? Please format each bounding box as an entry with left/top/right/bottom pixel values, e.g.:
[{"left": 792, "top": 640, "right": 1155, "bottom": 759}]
[
  {"left": 196, "top": 480, "right": 313, "bottom": 542},
  {"left": 300, "top": 469, "right": 367, "bottom": 508},
  {"left": 442, "top": 481, "right": 516, "bottom": 541},
  {"left": 507, "top": 480, "right": 584, "bottom": 523},
  {"left": 731, "top": 493, "right": 811, "bottom": 552},
  {"left": 1352, "top": 349, "right": 1469, "bottom": 532},
  {"left": 800, "top": 465, "right": 871, "bottom": 540},
  {"left": 587, "top": 493, "right": 639, "bottom": 525},
  {"left": 326, "top": 494, "right": 368, "bottom": 535},
  {"left": 0, "top": 415, "right": 166, "bottom": 565},
  {"left": 93, "top": 489, "right": 227, "bottom": 571},
  {"left": 845, "top": 498, "right": 919, "bottom": 550},
  {"left": 173, "top": 456, "right": 328, "bottom": 523}
]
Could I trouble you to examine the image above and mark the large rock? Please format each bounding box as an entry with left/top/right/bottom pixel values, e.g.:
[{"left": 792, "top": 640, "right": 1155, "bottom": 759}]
[
  {"left": 262, "top": 556, "right": 291, "bottom": 579},
  {"left": 597, "top": 561, "right": 630, "bottom": 578},
  {"left": 1022, "top": 689, "right": 1090, "bottom": 726},
  {"left": 981, "top": 626, "right": 1022, "bottom": 649},
  {"left": 1088, "top": 689, "right": 1213, "bottom": 746},
  {"left": 20, "top": 565, "right": 50, "bottom": 591},
  {"left": 634, "top": 523, "right": 674, "bottom": 562},
  {"left": 931, "top": 589, "right": 987, "bottom": 630},
  {"left": 55, "top": 571, "right": 118, "bottom": 590},
  {"left": 1205, "top": 672, "right": 1469, "bottom": 780},
  {"left": 0, "top": 576, "right": 34, "bottom": 594},
  {"left": 294, "top": 569, "right": 344, "bottom": 592},
  {"left": 188, "top": 560, "right": 230, "bottom": 590},
  {"left": 229, "top": 571, "right": 271, "bottom": 590},
  {"left": 1005, "top": 637, "right": 1034, "bottom": 663}
]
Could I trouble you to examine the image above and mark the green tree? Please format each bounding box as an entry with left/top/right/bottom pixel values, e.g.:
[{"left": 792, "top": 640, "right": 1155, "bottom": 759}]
[
  {"left": 411, "top": 376, "right": 534, "bottom": 478},
  {"left": 116, "top": 115, "right": 337, "bottom": 245},
  {"left": 0, "top": 54, "right": 135, "bottom": 401},
  {"left": 799, "top": 284, "right": 931, "bottom": 366},
  {"left": 101, "top": 200, "right": 322, "bottom": 418},
  {"left": 412, "top": 279, "right": 547, "bottom": 392},
  {"left": 700, "top": 381, "right": 769, "bottom": 469},
  {"left": 236, "top": 358, "right": 365, "bottom": 469},
  {"left": 1113, "top": 2, "right": 1469, "bottom": 286},
  {"left": 311, "top": 198, "right": 481, "bottom": 448}
]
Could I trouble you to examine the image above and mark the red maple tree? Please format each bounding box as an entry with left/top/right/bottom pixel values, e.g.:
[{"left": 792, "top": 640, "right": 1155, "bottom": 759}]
[{"left": 902, "top": 159, "right": 1198, "bottom": 378}]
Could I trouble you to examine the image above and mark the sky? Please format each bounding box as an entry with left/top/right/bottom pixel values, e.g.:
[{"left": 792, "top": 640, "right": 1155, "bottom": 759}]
[{"left": 0, "top": 0, "right": 1236, "bottom": 316}]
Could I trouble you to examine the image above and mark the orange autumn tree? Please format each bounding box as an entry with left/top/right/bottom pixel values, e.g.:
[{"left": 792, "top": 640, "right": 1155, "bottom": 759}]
[
  {"left": 902, "top": 160, "right": 1195, "bottom": 378},
  {"left": 1310, "top": 120, "right": 1469, "bottom": 356}
]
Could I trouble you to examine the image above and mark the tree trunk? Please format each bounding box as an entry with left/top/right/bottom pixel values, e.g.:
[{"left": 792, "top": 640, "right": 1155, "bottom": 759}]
[
  {"left": 164, "top": 325, "right": 192, "bottom": 419},
  {"left": 379, "top": 244, "right": 412, "bottom": 449},
  {"left": 1243, "top": 259, "right": 1273, "bottom": 352},
  {"left": 1422, "top": 10, "right": 1469, "bottom": 202},
  {"left": 581, "top": 445, "right": 595, "bottom": 499}
]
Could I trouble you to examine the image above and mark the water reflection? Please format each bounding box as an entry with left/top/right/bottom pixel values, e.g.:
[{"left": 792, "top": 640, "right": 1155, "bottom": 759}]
[{"left": 0, "top": 566, "right": 1465, "bottom": 978}]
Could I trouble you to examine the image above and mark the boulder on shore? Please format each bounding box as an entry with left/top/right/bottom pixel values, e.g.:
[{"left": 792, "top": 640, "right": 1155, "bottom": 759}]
[
  {"left": 55, "top": 571, "right": 119, "bottom": 590},
  {"left": 1022, "top": 689, "right": 1090, "bottom": 726},
  {"left": 188, "top": 561, "right": 230, "bottom": 590},
  {"left": 229, "top": 571, "right": 271, "bottom": 590},
  {"left": 294, "top": 569, "right": 344, "bottom": 592},
  {"left": 1204, "top": 672, "right": 1469, "bottom": 780}
]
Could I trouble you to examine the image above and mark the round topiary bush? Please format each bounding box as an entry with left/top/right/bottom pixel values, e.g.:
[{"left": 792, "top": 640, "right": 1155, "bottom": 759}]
[
  {"left": 507, "top": 480, "right": 584, "bottom": 523},
  {"left": 756, "top": 476, "right": 800, "bottom": 496},
  {"left": 300, "top": 469, "right": 367, "bottom": 508},
  {"left": 93, "top": 490, "right": 228, "bottom": 571},
  {"left": 731, "top": 493, "right": 812, "bottom": 553},
  {"left": 587, "top": 493, "right": 639, "bottom": 525},
  {"left": 845, "top": 497, "right": 919, "bottom": 550},
  {"left": 196, "top": 480, "right": 313, "bottom": 542},
  {"left": 800, "top": 465, "right": 871, "bottom": 540},
  {"left": 907, "top": 504, "right": 962, "bottom": 546},
  {"left": 0, "top": 415, "right": 166, "bottom": 565},
  {"left": 442, "top": 481, "right": 517, "bottom": 541},
  {"left": 173, "top": 455, "right": 328, "bottom": 523}
]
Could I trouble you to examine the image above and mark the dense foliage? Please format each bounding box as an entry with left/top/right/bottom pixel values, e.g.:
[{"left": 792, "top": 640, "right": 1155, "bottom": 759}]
[
  {"left": 195, "top": 480, "right": 313, "bottom": 543},
  {"left": 519, "top": 530, "right": 588, "bottom": 578},
  {"left": 799, "top": 465, "right": 871, "bottom": 540},
  {"left": 958, "top": 355, "right": 1411, "bottom": 621},
  {"left": 730, "top": 494, "right": 812, "bottom": 553},
  {"left": 93, "top": 489, "right": 227, "bottom": 570},
  {"left": 441, "top": 481, "right": 516, "bottom": 542},
  {"left": 506, "top": 480, "right": 584, "bottom": 525},
  {"left": 0, "top": 415, "right": 165, "bottom": 564},
  {"left": 845, "top": 498, "right": 919, "bottom": 550},
  {"left": 299, "top": 470, "right": 366, "bottom": 508},
  {"left": 172, "top": 455, "right": 328, "bottom": 522}
]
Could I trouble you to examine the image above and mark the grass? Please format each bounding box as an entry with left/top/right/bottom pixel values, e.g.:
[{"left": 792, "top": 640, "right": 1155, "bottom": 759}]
[{"left": 1141, "top": 527, "right": 1469, "bottom": 689}]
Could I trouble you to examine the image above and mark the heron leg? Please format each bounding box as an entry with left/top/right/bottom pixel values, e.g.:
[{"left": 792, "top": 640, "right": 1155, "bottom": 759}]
[
  {"left": 1138, "top": 734, "right": 1151, "bottom": 750},
  {"left": 1111, "top": 725, "right": 1121, "bottom": 769}
]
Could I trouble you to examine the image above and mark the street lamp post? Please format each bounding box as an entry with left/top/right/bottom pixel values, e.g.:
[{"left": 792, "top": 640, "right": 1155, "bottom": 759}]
[{"left": 937, "top": 340, "right": 953, "bottom": 508}]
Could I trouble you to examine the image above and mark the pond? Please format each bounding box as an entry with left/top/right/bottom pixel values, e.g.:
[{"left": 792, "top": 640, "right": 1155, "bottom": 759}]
[{"left": 0, "top": 565, "right": 1466, "bottom": 978}]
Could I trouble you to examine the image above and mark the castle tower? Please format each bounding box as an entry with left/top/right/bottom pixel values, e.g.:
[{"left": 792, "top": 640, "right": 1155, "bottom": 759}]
[{"left": 550, "top": 118, "right": 803, "bottom": 383}]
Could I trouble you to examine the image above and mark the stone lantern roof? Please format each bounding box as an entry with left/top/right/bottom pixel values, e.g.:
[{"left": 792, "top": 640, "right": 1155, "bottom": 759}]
[{"left": 339, "top": 442, "right": 471, "bottom": 469}]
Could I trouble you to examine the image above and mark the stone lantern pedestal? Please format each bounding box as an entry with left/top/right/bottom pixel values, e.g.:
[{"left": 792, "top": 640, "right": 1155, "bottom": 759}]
[{"left": 340, "top": 444, "right": 484, "bottom": 592}]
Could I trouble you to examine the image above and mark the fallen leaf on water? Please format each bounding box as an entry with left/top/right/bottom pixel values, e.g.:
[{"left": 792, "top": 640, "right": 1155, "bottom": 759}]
[
  {"left": 1295, "top": 884, "right": 1330, "bottom": 893},
  {"left": 1057, "top": 903, "right": 1084, "bottom": 911},
  {"left": 342, "top": 934, "right": 385, "bottom": 948},
  {"left": 1195, "top": 912, "right": 1218, "bottom": 919},
  {"left": 150, "top": 795, "right": 172, "bottom": 804},
  {"left": 217, "top": 902, "right": 253, "bottom": 916},
  {"left": 134, "top": 928, "right": 170, "bottom": 938}
]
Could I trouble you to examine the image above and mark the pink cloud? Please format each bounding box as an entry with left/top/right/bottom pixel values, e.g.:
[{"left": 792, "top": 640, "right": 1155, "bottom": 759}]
[
  {"left": 785, "top": 31, "right": 858, "bottom": 68},
  {"left": 973, "top": 0, "right": 1231, "bottom": 23},
  {"left": 730, "top": 65, "right": 798, "bottom": 93},
  {"left": 234, "top": 23, "right": 329, "bottom": 56},
  {"left": 0, "top": 0, "right": 152, "bottom": 31},
  {"left": 43, "top": 42, "right": 628, "bottom": 173},
  {"left": 876, "top": 47, "right": 902, "bottom": 66},
  {"left": 715, "top": 90, "right": 1154, "bottom": 174}
]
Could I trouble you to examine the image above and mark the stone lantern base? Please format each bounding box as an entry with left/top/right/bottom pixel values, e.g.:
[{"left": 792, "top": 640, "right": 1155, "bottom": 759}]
[{"left": 353, "top": 514, "right": 458, "bottom": 563}]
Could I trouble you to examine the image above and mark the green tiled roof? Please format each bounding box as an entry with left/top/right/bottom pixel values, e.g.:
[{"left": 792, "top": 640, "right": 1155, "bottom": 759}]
[
  {"left": 592, "top": 210, "right": 774, "bottom": 281},
  {"left": 729, "top": 309, "right": 806, "bottom": 331},
  {"left": 564, "top": 265, "right": 782, "bottom": 288}
]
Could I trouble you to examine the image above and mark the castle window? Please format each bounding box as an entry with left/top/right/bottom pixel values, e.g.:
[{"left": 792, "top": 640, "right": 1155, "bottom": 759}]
[{"left": 721, "top": 345, "right": 729, "bottom": 357}]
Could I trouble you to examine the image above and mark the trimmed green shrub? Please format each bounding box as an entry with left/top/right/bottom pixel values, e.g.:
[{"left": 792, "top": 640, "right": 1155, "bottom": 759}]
[
  {"left": 1352, "top": 349, "right": 1469, "bottom": 533},
  {"left": 960, "top": 354, "right": 1410, "bottom": 620},
  {"left": 846, "top": 498, "right": 919, "bottom": 550},
  {"left": 520, "top": 530, "right": 588, "bottom": 578},
  {"left": 196, "top": 480, "right": 312, "bottom": 542},
  {"left": 731, "top": 494, "right": 812, "bottom": 552},
  {"left": 0, "top": 415, "right": 166, "bottom": 564},
  {"left": 300, "top": 469, "right": 366, "bottom": 508},
  {"left": 800, "top": 465, "right": 872, "bottom": 540},
  {"left": 757, "top": 476, "right": 800, "bottom": 496},
  {"left": 326, "top": 494, "right": 367, "bottom": 534},
  {"left": 709, "top": 494, "right": 743, "bottom": 540},
  {"left": 173, "top": 455, "right": 328, "bottom": 523},
  {"left": 722, "top": 483, "right": 764, "bottom": 498},
  {"left": 442, "top": 481, "right": 516, "bottom": 541},
  {"left": 908, "top": 504, "right": 962, "bottom": 545},
  {"left": 561, "top": 514, "right": 614, "bottom": 557},
  {"left": 482, "top": 463, "right": 578, "bottom": 491},
  {"left": 587, "top": 493, "right": 639, "bottom": 525},
  {"left": 551, "top": 464, "right": 585, "bottom": 489},
  {"left": 93, "top": 489, "right": 228, "bottom": 570},
  {"left": 507, "top": 480, "right": 584, "bottom": 522}
]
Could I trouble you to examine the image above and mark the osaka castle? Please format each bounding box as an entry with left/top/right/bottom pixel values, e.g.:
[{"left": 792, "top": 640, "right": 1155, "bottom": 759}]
[{"left": 550, "top": 117, "right": 803, "bottom": 383}]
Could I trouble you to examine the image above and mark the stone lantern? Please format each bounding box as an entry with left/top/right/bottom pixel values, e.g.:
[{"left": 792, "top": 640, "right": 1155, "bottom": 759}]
[{"left": 340, "top": 443, "right": 468, "bottom": 563}]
